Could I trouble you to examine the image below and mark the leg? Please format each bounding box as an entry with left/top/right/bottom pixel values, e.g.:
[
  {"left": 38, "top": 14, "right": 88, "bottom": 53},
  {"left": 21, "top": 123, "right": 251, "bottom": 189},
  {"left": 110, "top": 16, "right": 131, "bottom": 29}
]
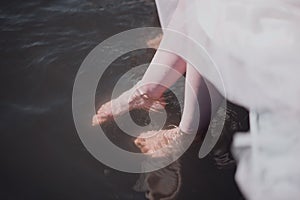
[
  {"left": 137, "top": 50, "right": 187, "bottom": 99},
  {"left": 179, "top": 63, "right": 207, "bottom": 134},
  {"left": 134, "top": 63, "right": 222, "bottom": 154},
  {"left": 93, "top": 0, "right": 188, "bottom": 125},
  {"left": 92, "top": 48, "right": 187, "bottom": 125},
  {"left": 180, "top": 63, "right": 223, "bottom": 132}
]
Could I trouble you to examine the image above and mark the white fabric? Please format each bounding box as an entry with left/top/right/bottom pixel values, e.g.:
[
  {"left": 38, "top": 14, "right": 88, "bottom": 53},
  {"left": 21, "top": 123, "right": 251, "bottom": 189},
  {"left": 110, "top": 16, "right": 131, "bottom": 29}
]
[
  {"left": 155, "top": 0, "right": 300, "bottom": 199},
  {"left": 233, "top": 112, "right": 300, "bottom": 200},
  {"left": 155, "top": 0, "right": 300, "bottom": 113}
]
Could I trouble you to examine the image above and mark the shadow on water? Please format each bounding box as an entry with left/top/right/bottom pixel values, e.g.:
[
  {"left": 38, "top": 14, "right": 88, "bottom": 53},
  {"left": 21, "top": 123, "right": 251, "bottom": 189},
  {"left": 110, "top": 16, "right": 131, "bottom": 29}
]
[{"left": 1, "top": 0, "right": 247, "bottom": 199}]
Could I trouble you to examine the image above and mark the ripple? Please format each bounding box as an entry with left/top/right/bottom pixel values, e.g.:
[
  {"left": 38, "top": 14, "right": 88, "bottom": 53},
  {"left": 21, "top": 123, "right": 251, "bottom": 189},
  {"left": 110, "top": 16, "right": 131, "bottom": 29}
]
[
  {"left": 1, "top": 98, "right": 67, "bottom": 115},
  {"left": 21, "top": 41, "right": 49, "bottom": 48}
]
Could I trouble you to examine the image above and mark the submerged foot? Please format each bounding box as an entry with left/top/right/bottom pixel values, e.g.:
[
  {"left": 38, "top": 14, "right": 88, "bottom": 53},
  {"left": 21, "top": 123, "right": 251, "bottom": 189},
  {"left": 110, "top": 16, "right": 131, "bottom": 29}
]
[
  {"left": 134, "top": 127, "right": 191, "bottom": 156},
  {"left": 92, "top": 89, "right": 166, "bottom": 126}
]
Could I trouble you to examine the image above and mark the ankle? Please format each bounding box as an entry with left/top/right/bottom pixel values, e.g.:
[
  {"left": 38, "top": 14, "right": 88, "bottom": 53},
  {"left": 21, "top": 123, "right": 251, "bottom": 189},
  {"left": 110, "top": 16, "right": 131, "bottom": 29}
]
[{"left": 135, "top": 85, "right": 165, "bottom": 100}]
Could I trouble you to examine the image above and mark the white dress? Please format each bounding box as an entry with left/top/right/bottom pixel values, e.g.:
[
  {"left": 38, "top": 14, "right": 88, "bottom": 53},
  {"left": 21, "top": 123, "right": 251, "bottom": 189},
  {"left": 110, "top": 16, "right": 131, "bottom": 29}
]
[{"left": 155, "top": 0, "right": 300, "bottom": 199}]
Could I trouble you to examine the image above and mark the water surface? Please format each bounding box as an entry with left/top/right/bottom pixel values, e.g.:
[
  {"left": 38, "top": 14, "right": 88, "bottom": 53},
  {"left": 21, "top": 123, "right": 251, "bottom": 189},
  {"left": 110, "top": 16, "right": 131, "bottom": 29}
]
[{"left": 0, "top": 0, "right": 246, "bottom": 199}]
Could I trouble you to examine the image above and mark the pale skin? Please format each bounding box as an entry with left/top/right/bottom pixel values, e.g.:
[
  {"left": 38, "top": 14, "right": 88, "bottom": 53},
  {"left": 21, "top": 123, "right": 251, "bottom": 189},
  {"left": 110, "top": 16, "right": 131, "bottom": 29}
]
[{"left": 92, "top": 0, "right": 220, "bottom": 155}]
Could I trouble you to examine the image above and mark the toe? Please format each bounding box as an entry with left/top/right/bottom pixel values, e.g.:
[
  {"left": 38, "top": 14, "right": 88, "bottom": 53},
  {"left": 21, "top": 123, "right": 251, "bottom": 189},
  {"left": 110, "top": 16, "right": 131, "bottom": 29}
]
[
  {"left": 141, "top": 146, "right": 150, "bottom": 153},
  {"left": 92, "top": 115, "right": 99, "bottom": 126},
  {"left": 134, "top": 138, "right": 146, "bottom": 148}
]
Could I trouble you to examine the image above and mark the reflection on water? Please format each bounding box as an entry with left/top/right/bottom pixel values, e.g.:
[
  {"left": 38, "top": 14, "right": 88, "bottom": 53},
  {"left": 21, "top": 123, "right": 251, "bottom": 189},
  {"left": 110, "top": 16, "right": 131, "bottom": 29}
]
[
  {"left": 134, "top": 161, "right": 181, "bottom": 200},
  {"left": 1, "top": 0, "right": 247, "bottom": 199}
]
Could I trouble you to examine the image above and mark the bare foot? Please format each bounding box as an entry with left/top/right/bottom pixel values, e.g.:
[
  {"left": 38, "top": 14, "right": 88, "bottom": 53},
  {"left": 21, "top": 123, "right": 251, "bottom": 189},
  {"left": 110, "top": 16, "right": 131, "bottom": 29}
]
[
  {"left": 92, "top": 89, "right": 166, "bottom": 126},
  {"left": 134, "top": 127, "right": 189, "bottom": 155},
  {"left": 92, "top": 101, "right": 114, "bottom": 125}
]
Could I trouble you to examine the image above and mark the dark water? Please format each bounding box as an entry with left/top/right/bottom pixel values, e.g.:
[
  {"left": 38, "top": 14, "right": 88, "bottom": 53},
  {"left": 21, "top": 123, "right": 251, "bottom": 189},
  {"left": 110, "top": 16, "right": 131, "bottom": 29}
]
[{"left": 1, "top": 0, "right": 247, "bottom": 199}]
